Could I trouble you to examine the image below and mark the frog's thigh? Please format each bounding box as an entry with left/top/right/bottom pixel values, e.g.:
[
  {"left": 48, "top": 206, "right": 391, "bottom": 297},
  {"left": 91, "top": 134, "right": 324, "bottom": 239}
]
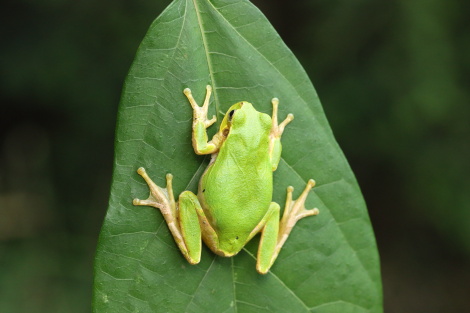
[
  {"left": 256, "top": 202, "right": 280, "bottom": 274},
  {"left": 178, "top": 191, "right": 203, "bottom": 263},
  {"left": 180, "top": 191, "right": 222, "bottom": 256}
]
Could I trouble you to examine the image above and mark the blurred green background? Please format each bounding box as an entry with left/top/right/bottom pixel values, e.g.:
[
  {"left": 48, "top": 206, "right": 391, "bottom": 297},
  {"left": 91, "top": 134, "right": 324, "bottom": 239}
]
[{"left": 1, "top": 0, "right": 469, "bottom": 312}]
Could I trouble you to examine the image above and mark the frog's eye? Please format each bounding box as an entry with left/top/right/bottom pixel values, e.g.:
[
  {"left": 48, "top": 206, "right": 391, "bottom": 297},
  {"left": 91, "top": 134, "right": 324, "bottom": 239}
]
[{"left": 228, "top": 109, "right": 236, "bottom": 121}]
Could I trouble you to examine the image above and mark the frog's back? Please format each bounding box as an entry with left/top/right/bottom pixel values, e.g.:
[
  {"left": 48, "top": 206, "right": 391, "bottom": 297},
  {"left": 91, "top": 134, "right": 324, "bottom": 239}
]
[{"left": 199, "top": 105, "right": 273, "bottom": 253}]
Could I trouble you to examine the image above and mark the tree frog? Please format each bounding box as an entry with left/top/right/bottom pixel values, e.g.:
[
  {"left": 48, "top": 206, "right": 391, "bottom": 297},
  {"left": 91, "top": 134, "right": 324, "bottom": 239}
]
[{"left": 133, "top": 85, "right": 319, "bottom": 274}]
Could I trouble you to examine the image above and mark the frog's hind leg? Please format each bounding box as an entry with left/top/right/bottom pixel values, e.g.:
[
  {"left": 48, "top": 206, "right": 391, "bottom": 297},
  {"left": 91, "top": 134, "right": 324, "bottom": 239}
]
[
  {"left": 256, "top": 180, "right": 319, "bottom": 274},
  {"left": 133, "top": 167, "right": 202, "bottom": 264},
  {"left": 256, "top": 202, "right": 281, "bottom": 274}
]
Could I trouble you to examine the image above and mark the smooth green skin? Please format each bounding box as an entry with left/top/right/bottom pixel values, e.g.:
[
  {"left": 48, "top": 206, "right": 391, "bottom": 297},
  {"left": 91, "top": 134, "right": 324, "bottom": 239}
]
[
  {"left": 134, "top": 86, "right": 318, "bottom": 274},
  {"left": 196, "top": 101, "right": 277, "bottom": 263},
  {"left": 179, "top": 99, "right": 284, "bottom": 274}
]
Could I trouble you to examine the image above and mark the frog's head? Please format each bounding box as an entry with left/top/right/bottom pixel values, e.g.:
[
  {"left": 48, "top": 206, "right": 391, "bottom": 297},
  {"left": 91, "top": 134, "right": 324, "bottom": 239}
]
[
  {"left": 218, "top": 101, "right": 271, "bottom": 143},
  {"left": 218, "top": 101, "right": 253, "bottom": 135}
]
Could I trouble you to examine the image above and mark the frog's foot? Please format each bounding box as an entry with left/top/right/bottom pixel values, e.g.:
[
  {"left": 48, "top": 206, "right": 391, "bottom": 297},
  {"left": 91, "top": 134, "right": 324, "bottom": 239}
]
[
  {"left": 184, "top": 85, "right": 216, "bottom": 128},
  {"left": 133, "top": 167, "right": 175, "bottom": 215},
  {"left": 184, "top": 85, "right": 221, "bottom": 155},
  {"left": 277, "top": 179, "right": 319, "bottom": 250},
  {"left": 133, "top": 168, "right": 179, "bottom": 241},
  {"left": 270, "top": 97, "right": 294, "bottom": 140},
  {"left": 256, "top": 180, "right": 318, "bottom": 274}
]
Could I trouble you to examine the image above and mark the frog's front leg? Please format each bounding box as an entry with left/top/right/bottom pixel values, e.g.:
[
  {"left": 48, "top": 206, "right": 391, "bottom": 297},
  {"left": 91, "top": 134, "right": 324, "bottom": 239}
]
[
  {"left": 132, "top": 167, "right": 204, "bottom": 264},
  {"left": 184, "top": 85, "right": 224, "bottom": 155},
  {"left": 255, "top": 180, "right": 319, "bottom": 274},
  {"left": 269, "top": 97, "right": 294, "bottom": 171}
]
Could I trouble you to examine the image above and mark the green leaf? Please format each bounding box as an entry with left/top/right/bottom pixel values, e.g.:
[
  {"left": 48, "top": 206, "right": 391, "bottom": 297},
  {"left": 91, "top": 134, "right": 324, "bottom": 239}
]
[{"left": 93, "top": 0, "right": 383, "bottom": 312}]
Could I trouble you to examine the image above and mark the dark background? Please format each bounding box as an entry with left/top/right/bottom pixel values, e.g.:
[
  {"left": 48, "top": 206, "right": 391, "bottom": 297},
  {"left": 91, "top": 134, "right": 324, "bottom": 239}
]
[{"left": 1, "top": 0, "right": 469, "bottom": 312}]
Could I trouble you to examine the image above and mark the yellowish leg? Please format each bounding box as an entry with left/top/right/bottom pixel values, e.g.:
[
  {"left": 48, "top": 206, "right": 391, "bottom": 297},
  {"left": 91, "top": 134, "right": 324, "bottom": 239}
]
[
  {"left": 133, "top": 167, "right": 201, "bottom": 264},
  {"left": 183, "top": 85, "right": 223, "bottom": 155},
  {"left": 270, "top": 97, "right": 294, "bottom": 138},
  {"left": 256, "top": 179, "right": 319, "bottom": 274},
  {"left": 269, "top": 97, "right": 294, "bottom": 171},
  {"left": 276, "top": 180, "right": 319, "bottom": 256},
  {"left": 184, "top": 85, "right": 217, "bottom": 128}
]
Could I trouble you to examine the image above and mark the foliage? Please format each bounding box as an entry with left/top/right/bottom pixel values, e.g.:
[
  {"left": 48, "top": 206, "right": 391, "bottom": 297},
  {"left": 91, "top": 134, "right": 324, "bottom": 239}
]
[{"left": 93, "top": 0, "right": 382, "bottom": 312}]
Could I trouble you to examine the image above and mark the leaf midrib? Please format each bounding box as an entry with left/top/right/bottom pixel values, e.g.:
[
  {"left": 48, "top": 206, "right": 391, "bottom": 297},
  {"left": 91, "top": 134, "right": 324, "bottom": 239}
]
[
  {"left": 190, "top": 0, "right": 309, "bottom": 311},
  {"left": 192, "top": 0, "right": 222, "bottom": 124}
]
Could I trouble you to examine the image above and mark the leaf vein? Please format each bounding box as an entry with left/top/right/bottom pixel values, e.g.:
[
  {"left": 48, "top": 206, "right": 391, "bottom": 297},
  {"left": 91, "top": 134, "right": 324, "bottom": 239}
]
[{"left": 242, "top": 248, "right": 310, "bottom": 312}]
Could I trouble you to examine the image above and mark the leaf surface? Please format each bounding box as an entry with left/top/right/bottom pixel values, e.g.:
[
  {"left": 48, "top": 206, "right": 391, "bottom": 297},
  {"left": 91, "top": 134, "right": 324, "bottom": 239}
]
[{"left": 93, "top": 0, "right": 382, "bottom": 312}]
